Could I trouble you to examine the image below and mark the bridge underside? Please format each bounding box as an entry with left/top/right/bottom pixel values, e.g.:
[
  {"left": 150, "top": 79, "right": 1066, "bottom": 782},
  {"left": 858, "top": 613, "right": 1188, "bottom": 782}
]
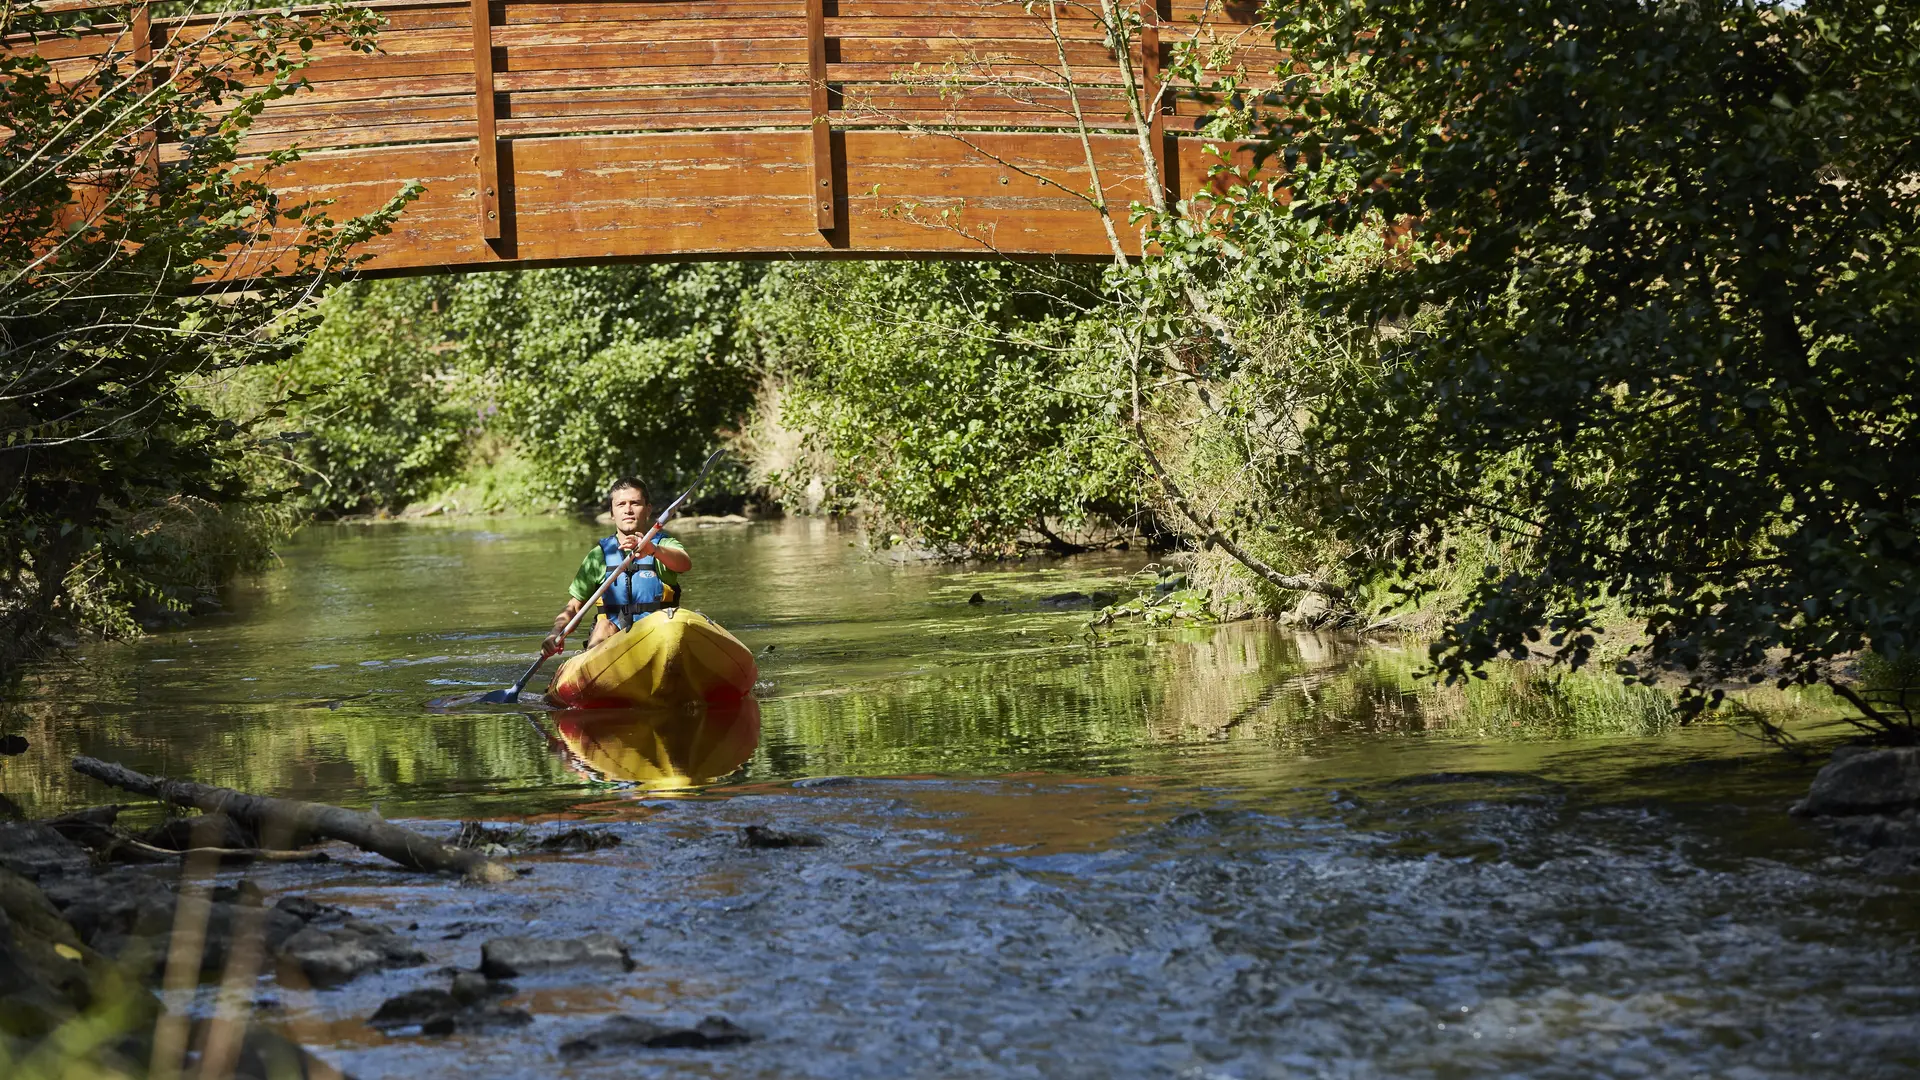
[
  {"left": 268, "top": 131, "right": 1244, "bottom": 274},
  {"left": 15, "top": 0, "right": 1281, "bottom": 274}
]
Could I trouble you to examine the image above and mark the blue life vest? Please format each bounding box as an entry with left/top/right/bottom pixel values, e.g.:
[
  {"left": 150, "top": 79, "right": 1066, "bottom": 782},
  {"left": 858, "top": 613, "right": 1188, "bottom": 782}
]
[{"left": 597, "top": 533, "right": 674, "bottom": 629}]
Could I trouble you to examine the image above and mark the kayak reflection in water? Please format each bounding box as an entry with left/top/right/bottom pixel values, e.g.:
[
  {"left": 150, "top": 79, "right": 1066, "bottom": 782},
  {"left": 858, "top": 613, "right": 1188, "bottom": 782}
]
[
  {"left": 546, "top": 700, "right": 762, "bottom": 788},
  {"left": 544, "top": 476, "right": 692, "bottom": 654}
]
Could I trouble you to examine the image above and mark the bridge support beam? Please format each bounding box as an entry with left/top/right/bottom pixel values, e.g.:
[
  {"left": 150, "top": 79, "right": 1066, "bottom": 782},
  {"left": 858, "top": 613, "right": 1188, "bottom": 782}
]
[
  {"left": 807, "top": 0, "right": 837, "bottom": 234},
  {"left": 471, "top": 0, "right": 501, "bottom": 242},
  {"left": 1140, "top": 0, "right": 1171, "bottom": 206}
]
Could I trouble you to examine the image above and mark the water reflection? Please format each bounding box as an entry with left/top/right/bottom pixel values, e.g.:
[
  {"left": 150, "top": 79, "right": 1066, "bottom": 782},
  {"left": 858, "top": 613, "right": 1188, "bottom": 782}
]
[
  {"left": 0, "top": 518, "right": 1844, "bottom": 819},
  {"left": 543, "top": 700, "right": 761, "bottom": 789}
]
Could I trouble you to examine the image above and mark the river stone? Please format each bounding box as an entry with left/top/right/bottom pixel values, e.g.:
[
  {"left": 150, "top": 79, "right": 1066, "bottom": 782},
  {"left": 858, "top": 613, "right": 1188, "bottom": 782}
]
[
  {"left": 40, "top": 867, "right": 178, "bottom": 966},
  {"left": 276, "top": 909, "right": 427, "bottom": 989},
  {"left": 368, "top": 987, "right": 532, "bottom": 1036},
  {"left": 479, "top": 933, "right": 633, "bottom": 978},
  {"left": 0, "top": 822, "right": 90, "bottom": 882},
  {"left": 0, "top": 866, "right": 96, "bottom": 1035},
  {"left": 558, "top": 1014, "right": 752, "bottom": 1057},
  {"left": 1791, "top": 746, "right": 1920, "bottom": 816},
  {"left": 740, "top": 825, "right": 825, "bottom": 849}
]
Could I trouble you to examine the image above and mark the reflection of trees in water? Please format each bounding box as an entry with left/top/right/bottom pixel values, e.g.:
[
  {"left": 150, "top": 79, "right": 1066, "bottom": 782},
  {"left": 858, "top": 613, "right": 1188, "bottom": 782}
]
[
  {"left": 2, "top": 661, "right": 574, "bottom": 816},
  {"left": 759, "top": 623, "right": 1707, "bottom": 781}
]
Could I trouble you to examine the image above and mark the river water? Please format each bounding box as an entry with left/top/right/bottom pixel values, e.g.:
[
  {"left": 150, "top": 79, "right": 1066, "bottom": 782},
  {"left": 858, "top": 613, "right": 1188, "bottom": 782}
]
[{"left": 3, "top": 518, "right": 1916, "bottom": 1078}]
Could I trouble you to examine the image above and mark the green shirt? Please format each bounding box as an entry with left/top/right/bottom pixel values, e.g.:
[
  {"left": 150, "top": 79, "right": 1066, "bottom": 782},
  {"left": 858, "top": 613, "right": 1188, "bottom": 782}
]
[{"left": 568, "top": 535, "right": 687, "bottom": 603}]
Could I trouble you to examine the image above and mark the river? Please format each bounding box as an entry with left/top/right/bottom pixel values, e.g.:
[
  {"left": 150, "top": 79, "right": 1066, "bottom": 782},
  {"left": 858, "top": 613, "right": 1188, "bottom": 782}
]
[{"left": 2, "top": 518, "right": 1916, "bottom": 1078}]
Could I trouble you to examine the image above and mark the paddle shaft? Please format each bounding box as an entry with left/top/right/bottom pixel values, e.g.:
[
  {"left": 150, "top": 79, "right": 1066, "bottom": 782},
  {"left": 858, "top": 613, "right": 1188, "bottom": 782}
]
[
  {"left": 496, "top": 450, "right": 728, "bottom": 702},
  {"left": 499, "top": 525, "right": 663, "bottom": 697}
]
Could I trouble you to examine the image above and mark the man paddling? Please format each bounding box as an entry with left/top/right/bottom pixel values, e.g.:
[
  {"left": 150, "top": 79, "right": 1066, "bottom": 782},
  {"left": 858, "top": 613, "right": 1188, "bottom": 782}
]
[{"left": 544, "top": 477, "right": 692, "bottom": 654}]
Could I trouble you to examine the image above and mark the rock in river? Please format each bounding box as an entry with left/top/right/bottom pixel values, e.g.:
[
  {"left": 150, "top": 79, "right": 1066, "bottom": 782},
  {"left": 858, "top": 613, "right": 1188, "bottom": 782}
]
[
  {"left": 274, "top": 898, "right": 428, "bottom": 988},
  {"left": 559, "top": 1015, "right": 752, "bottom": 1057},
  {"left": 479, "top": 933, "right": 633, "bottom": 978},
  {"left": 368, "top": 986, "right": 531, "bottom": 1036},
  {"left": 1791, "top": 746, "right": 1920, "bottom": 817}
]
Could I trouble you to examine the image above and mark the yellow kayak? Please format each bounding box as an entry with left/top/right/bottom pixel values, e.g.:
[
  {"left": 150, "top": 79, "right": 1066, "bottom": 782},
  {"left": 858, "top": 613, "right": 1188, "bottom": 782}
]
[
  {"left": 549, "top": 608, "right": 757, "bottom": 709},
  {"left": 549, "top": 700, "right": 761, "bottom": 787}
]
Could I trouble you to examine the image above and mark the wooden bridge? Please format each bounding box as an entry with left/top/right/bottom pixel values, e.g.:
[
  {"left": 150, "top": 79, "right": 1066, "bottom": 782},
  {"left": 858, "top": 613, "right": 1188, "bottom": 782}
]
[{"left": 11, "top": 0, "right": 1280, "bottom": 273}]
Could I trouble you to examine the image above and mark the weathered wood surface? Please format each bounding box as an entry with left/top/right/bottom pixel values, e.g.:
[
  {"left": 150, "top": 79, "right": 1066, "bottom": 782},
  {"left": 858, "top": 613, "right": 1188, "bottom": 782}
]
[
  {"left": 4, "top": 0, "right": 1283, "bottom": 272},
  {"left": 71, "top": 756, "right": 515, "bottom": 883}
]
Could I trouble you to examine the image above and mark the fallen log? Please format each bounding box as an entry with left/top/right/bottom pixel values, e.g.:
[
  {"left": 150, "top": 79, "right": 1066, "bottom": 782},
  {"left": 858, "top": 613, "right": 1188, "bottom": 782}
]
[{"left": 71, "top": 757, "right": 514, "bottom": 884}]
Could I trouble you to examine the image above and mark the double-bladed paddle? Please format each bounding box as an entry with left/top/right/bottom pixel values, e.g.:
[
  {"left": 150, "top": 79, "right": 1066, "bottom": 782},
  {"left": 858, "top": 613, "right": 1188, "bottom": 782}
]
[{"left": 480, "top": 449, "right": 728, "bottom": 705}]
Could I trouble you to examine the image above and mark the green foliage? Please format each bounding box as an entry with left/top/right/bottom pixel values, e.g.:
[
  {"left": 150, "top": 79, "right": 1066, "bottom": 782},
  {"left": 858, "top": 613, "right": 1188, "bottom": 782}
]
[
  {"left": 1092, "top": 565, "right": 1213, "bottom": 627},
  {"left": 1255, "top": 0, "right": 1920, "bottom": 722},
  {"left": 447, "top": 264, "right": 761, "bottom": 509},
  {"left": 250, "top": 278, "right": 472, "bottom": 512},
  {"left": 229, "top": 265, "right": 763, "bottom": 516},
  {"left": 753, "top": 261, "right": 1139, "bottom": 554},
  {"left": 0, "top": 1, "right": 416, "bottom": 672}
]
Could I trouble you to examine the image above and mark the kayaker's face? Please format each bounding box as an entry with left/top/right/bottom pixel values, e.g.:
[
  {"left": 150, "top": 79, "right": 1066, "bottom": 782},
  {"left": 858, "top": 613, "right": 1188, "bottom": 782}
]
[{"left": 610, "top": 487, "right": 648, "bottom": 534}]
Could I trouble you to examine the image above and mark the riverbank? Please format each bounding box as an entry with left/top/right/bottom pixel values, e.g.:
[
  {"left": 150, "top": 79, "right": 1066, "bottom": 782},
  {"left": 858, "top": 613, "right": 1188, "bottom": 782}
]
[
  {"left": 4, "top": 518, "right": 1915, "bottom": 1077},
  {"left": 6, "top": 731, "right": 1918, "bottom": 1079}
]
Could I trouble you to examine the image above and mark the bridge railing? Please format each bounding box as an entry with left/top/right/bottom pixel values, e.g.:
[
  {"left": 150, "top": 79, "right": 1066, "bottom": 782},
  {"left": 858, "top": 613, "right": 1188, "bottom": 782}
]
[{"left": 5, "top": 0, "right": 1283, "bottom": 270}]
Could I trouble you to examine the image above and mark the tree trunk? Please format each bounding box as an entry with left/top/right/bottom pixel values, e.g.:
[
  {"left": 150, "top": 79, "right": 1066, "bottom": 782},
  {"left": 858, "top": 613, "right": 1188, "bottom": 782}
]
[{"left": 71, "top": 757, "right": 514, "bottom": 884}]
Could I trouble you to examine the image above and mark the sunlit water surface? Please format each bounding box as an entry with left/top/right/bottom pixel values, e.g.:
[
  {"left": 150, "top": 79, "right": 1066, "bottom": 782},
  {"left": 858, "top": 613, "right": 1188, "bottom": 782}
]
[{"left": 3, "top": 518, "right": 1915, "bottom": 1079}]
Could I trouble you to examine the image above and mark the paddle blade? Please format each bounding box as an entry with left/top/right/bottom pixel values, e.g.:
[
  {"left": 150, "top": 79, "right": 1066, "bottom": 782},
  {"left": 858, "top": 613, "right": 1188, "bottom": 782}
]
[{"left": 479, "top": 688, "right": 521, "bottom": 705}]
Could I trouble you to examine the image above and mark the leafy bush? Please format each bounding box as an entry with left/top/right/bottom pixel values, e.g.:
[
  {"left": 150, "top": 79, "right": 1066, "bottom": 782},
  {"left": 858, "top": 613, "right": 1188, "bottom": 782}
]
[
  {"left": 0, "top": 1, "right": 414, "bottom": 672},
  {"left": 1259, "top": 0, "right": 1920, "bottom": 724},
  {"left": 752, "top": 261, "right": 1139, "bottom": 554},
  {"left": 245, "top": 278, "right": 472, "bottom": 514},
  {"left": 448, "top": 264, "right": 762, "bottom": 509}
]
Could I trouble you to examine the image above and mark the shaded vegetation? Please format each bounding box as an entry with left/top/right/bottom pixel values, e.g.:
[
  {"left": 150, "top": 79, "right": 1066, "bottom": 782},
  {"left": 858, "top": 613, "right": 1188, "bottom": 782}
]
[
  {"left": 0, "top": 0, "right": 415, "bottom": 675},
  {"left": 1253, "top": 0, "right": 1920, "bottom": 725}
]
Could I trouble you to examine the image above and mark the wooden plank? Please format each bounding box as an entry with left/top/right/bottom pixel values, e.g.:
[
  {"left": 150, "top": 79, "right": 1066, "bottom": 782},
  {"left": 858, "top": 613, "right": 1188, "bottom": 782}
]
[
  {"left": 492, "top": 18, "right": 807, "bottom": 46},
  {"left": 495, "top": 111, "right": 809, "bottom": 137},
  {"left": 257, "top": 97, "right": 478, "bottom": 129},
  {"left": 472, "top": 0, "right": 500, "bottom": 239},
  {"left": 832, "top": 38, "right": 1119, "bottom": 66},
  {"left": 832, "top": 1, "right": 1105, "bottom": 20},
  {"left": 835, "top": 110, "right": 1131, "bottom": 130},
  {"left": 807, "top": 0, "right": 833, "bottom": 231},
  {"left": 497, "top": 1, "right": 805, "bottom": 24},
  {"left": 496, "top": 40, "right": 809, "bottom": 71},
  {"left": 494, "top": 65, "right": 802, "bottom": 93},
  {"left": 825, "top": 15, "right": 1101, "bottom": 39},
  {"left": 234, "top": 122, "right": 478, "bottom": 154},
  {"left": 502, "top": 84, "right": 809, "bottom": 116},
  {"left": 830, "top": 63, "right": 1130, "bottom": 87}
]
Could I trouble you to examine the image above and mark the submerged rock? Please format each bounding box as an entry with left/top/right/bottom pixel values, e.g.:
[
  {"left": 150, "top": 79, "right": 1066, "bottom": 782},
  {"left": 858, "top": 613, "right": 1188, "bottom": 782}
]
[
  {"left": 740, "top": 825, "right": 825, "bottom": 849},
  {"left": 537, "top": 828, "right": 621, "bottom": 854},
  {"left": 0, "top": 866, "right": 100, "bottom": 1035},
  {"left": 0, "top": 822, "right": 91, "bottom": 882},
  {"left": 1037, "top": 590, "right": 1120, "bottom": 609},
  {"left": 448, "top": 822, "right": 620, "bottom": 854},
  {"left": 558, "top": 1014, "right": 752, "bottom": 1057},
  {"left": 1792, "top": 746, "right": 1920, "bottom": 817},
  {"left": 368, "top": 986, "right": 530, "bottom": 1036},
  {"left": 274, "top": 897, "right": 427, "bottom": 989},
  {"left": 479, "top": 933, "right": 633, "bottom": 978}
]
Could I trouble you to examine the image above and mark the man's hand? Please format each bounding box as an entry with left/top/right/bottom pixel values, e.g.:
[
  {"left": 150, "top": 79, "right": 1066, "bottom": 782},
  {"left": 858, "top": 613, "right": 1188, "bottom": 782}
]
[
  {"left": 544, "top": 608, "right": 573, "bottom": 655},
  {"left": 617, "top": 532, "right": 657, "bottom": 557}
]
